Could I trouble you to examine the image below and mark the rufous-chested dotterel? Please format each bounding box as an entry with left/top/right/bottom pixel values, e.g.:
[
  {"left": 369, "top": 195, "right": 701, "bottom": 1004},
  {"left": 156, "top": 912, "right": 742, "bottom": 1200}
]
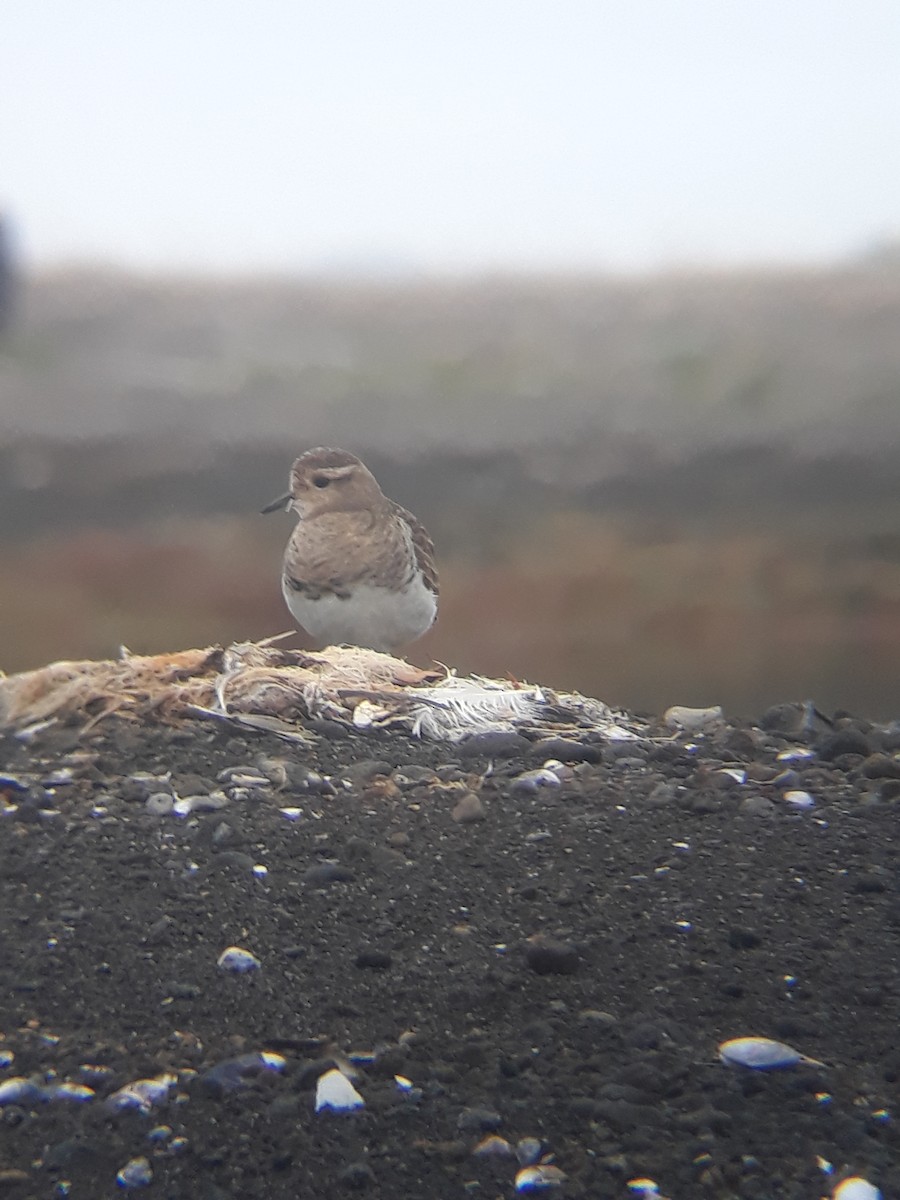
[{"left": 262, "top": 447, "right": 438, "bottom": 654}]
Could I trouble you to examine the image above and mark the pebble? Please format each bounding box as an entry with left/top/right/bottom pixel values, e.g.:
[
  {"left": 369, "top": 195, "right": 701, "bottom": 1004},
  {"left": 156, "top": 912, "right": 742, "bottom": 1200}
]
[
  {"left": 472, "top": 1135, "right": 515, "bottom": 1158},
  {"left": 760, "top": 701, "right": 822, "bottom": 737},
  {"left": 663, "top": 705, "right": 723, "bottom": 732},
  {"left": 216, "top": 946, "right": 261, "bottom": 973},
  {"left": 515, "top": 1165, "right": 566, "bottom": 1191},
  {"left": 106, "top": 1074, "right": 177, "bottom": 1114},
  {"left": 511, "top": 768, "right": 563, "bottom": 795},
  {"left": 784, "top": 790, "right": 815, "bottom": 808},
  {"left": 303, "top": 862, "right": 356, "bottom": 885},
  {"left": 529, "top": 737, "right": 602, "bottom": 763},
  {"left": 116, "top": 1156, "right": 152, "bottom": 1188},
  {"left": 0, "top": 1077, "right": 47, "bottom": 1106},
  {"left": 338, "top": 1162, "right": 376, "bottom": 1189},
  {"left": 776, "top": 745, "right": 816, "bottom": 762},
  {"left": 315, "top": 1069, "right": 364, "bottom": 1113},
  {"left": 355, "top": 948, "right": 393, "bottom": 970},
  {"left": 201, "top": 1051, "right": 285, "bottom": 1093},
  {"left": 516, "top": 1137, "right": 544, "bottom": 1165},
  {"left": 727, "top": 927, "right": 761, "bottom": 950},
  {"left": 452, "top": 792, "right": 485, "bottom": 822},
  {"left": 816, "top": 729, "right": 872, "bottom": 760},
  {"left": 861, "top": 753, "right": 900, "bottom": 779},
  {"left": 145, "top": 793, "right": 174, "bottom": 815},
  {"left": 457, "top": 732, "right": 531, "bottom": 758},
  {"left": 645, "top": 781, "right": 677, "bottom": 807},
  {"left": 524, "top": 935, "right": 579, "bottom": 976},
  {"left": 457, "top": 1106, "right": 503, "bottom": 1132},
  {"left": 833, "top": 1179, "right": 882, "bottom": 1200},
  {"left": 0, "top": 1169, "right": 31, "bottom": 1186},
  {"left": 739, "top": 795, "right": 776, "bottom": 816},
  {"left": 172, "top": 792, "right": 229, "bottom": 816}
]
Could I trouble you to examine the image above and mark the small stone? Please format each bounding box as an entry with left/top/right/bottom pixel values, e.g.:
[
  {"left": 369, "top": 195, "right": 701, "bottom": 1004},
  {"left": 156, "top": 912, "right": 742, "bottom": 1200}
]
[
  {"left": 338, "top": 1162, "right": 376, "bottom": 1189},
  {"left": 816, "top": 729, "right": 872, "bottom": 761},
  {"left": 645, "top": 782, "right": 677, "bottom": 807},
  {"left": 355, "top": 948, "right": 392, "bottom": 970},
  {"left": 529, "top": 737, "right": 603, "bottom": 763},
  {"left": 145, "top": 793, "right": 174, "bottom": 815},
  {"left": 739, "top": 795, "right": 776, "bottom": 816},
  {"left": 216, "top": 946, "right": 261, "bottom": 973},
  {"left": 862, "top": 754, "right": 900, "bottom": 780},
  {"left": 524, "top": 935, "right": 579, "bottom": 976},
  {"left": 116, "top": 1156, "right": 153, "bottom": 1188},
  {"left": 760, "top": 702, "right": 820, "bottom": 737},
  {"left": 304, "top": 863, "right": 356, "bottom": 885},
  {"left": 578, "top": 1008, "right": 618, "bottom": 1027},
  {"left": 165, "top": 981, "right": 202, "bottom": 1000},
  {"left": 452, "top": 793, "right": 485, "bottom": 823},
  {"left": 663, "top": 705, "right": 723, "bottom": 732},
  {"left": 342, "top": 760, "right": 393, "bottom": 786},
  {"left": 458, "top": 732, "right": 531, "bottom": 758},
  {"left": 685, "top": 791, "right": 722, "bottom": 814},
  {"left": 457, "top": 1106, "right": 502, "bottom": 1132},
  {"left": 852, "top": 873, "right": 887, "bottom": 894},
  {"left": 728, "top": 927, "right": 762, "bottom": 950},
  {"left": 0, "top": 1170, "right": 31, "bottom": 1186},
  {"left": 315, "top": 1069, "right": 364, "bottom": 1113}
]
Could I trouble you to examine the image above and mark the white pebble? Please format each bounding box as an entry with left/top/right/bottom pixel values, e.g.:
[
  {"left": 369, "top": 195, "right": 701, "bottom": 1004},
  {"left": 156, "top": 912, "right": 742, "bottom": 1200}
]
[
  {"left": 515, "top": 1165, "right": 566, "bottom": 1191},
  {"left": 784, "top": 790, "right": 815, "bottom": 808},
  {"left": 663, "top": 705, "right": 723, "bottom": 732},
  {"left": 315, "top": 1068, "right": 364, "bottom": 1113},
  {"left": 106, "top": 1074, "right": 177, "bottom": 1114},
  {"left": 217, "top": 946, "right": 261, "bottom": 973},
  {"left": 833, "top": 1179, "right": 882, "bottom": 1200},
  {"left": 116, "top": 1156, "right": 153, "bottom": 1188}
]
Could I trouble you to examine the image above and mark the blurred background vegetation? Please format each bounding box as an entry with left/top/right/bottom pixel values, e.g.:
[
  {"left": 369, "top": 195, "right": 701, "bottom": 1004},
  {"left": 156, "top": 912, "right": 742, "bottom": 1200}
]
[{"left": 2, "top": 260, "right": 900, "bottom": 718}]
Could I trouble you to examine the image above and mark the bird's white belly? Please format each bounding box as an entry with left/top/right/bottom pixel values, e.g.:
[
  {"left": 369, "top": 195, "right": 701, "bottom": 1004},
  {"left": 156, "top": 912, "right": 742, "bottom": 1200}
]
[{"left": 282, "top": 575, "right": 437, "bottom": 653}]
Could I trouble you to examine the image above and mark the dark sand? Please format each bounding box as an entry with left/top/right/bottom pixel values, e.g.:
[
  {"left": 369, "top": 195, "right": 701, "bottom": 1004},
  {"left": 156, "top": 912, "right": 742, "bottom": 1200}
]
[{"left": 1, "top": 702, "right": 899, "bottom": 1198}]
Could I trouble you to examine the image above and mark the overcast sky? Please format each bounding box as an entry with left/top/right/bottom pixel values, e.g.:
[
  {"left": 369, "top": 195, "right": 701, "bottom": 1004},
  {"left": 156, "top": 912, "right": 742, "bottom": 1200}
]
[{"left": 3, "top": 0, "right": 900, "bottom": 274}]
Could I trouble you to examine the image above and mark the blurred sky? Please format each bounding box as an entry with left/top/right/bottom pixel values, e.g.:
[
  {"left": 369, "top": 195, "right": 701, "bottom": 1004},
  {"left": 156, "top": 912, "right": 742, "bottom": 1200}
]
[{"left": 3, "top": 0, "right": 900, "bottom": 274}]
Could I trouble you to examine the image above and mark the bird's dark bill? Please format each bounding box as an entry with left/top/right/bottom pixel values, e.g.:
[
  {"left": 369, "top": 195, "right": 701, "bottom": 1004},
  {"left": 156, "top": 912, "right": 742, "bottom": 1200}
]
[{"left": 261, "top": 494, "right": 291, "bottom": 514}]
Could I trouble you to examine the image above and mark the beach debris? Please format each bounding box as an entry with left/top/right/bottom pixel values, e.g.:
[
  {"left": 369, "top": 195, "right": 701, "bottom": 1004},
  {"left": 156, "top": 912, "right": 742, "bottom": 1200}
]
[
  {"left": 0, "top": 640, "right": 643, "bottom": 745},
  {"left": 718, "top": 1036, "right": 824, "bottom": 1070}
]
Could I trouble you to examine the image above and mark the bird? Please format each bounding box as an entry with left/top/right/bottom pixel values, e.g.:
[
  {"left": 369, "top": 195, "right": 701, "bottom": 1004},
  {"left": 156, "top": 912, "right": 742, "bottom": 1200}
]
[{"left": 262, "top": 447, "right": 438, "bottom": 654}]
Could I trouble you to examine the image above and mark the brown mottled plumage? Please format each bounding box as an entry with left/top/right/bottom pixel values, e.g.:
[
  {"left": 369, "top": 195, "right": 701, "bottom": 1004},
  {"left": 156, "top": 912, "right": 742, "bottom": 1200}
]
[{"left": 263, "top": 448, "right": 438, "bottom": 653}]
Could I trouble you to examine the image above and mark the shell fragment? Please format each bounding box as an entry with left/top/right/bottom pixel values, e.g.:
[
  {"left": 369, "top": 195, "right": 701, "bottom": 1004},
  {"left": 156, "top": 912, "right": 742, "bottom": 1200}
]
[{"left": 718, "top": 1036, "right": 824, "bottom": 1070}]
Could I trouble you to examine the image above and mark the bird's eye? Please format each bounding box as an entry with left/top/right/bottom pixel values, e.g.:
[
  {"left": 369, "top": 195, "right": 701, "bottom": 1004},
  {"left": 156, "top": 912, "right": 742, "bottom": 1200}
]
[{"left": 312, "top": 475, "right": 330, "bottom": 488}]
